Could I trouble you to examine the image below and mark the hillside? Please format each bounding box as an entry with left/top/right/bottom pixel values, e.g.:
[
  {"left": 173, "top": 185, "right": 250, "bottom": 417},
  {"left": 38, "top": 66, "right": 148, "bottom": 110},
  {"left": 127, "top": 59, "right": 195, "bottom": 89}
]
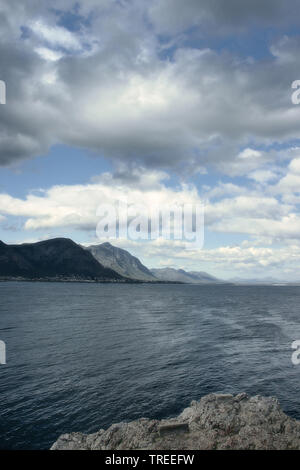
[
  {"left": 0, "top": 238, "right": 124, "bottom": 281},
  {"left": 86, "top": 242, "right": 156, "bottom": 281}
]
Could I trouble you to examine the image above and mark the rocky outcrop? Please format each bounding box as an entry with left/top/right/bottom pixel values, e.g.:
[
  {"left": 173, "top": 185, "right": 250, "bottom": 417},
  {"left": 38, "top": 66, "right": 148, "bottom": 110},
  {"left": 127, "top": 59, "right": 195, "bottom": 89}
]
[{"left": 51, "top": 393, "right": 300, "bottom": 450}]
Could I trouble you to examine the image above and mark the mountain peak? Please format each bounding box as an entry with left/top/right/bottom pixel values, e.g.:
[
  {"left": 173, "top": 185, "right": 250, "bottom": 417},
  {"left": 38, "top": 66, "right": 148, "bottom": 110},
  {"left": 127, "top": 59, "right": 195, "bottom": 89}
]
[
  {"left": 87, "top": 242, "right": 156, "bottom": 281},
  {"left": 101, "top": 242, "right": 114, "bottom": 248}
]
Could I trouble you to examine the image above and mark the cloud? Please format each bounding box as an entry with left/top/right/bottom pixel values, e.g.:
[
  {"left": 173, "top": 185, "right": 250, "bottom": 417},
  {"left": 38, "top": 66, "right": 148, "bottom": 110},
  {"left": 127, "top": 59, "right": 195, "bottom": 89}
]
[
  {"left": 272, "top": 156, "right": 300, "bottom": 195},
  {"left": 218, "top": 148, "right": 268, "bottom": 177},
  {"left": 1, "top": 1, "right": 300, "bottom": 173},
  {"left": 35, "top": 47, "right": 64, "bottom": 62},
  {"left": 148, "top": 0, "right": 300, "bottom": 35},
  {"left": 0, "top": 162, "right": 300, "bottom": 246},
  {"left": 248, "top": 169, "right": 280, "bottom": 184},
  {"left": 0, "top": 169, "right": 200, "bottom": 231},
  {"left": 30, "top": 20, "right": 83, "bottom": 51}
]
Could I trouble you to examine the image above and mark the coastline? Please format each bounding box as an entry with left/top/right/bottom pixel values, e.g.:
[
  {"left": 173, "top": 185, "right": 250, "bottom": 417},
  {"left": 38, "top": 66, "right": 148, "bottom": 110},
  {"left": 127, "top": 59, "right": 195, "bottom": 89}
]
[{"left": 0, "top": 277, "right": 215, "bottom": 285}]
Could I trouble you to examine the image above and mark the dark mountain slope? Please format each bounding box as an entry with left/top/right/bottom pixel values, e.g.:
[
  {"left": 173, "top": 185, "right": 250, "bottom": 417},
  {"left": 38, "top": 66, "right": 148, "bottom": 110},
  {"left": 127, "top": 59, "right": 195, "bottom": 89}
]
[{"left": 0, "top": 238, "right": 124, "bottom": 281}]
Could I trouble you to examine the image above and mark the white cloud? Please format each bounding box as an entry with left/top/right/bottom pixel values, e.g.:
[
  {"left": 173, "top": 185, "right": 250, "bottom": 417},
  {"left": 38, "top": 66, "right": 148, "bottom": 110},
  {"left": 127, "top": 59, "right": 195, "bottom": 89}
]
[
  {"left": 248, "top": 169, "right": 279, "bottom": 184},
  {"left": 35, "top": 47, "right": 64, "bottom": 62},
  {"left": 0, "top": 169, "right": 199, "bottom": 231},
  {"left": 273, "top": 157, "right": 300, "bottom": 194},
  {"left": 206, "top": 194, "right": 290, "bottom": 221},
  {"left": 203, "top": 183, "right": 247, "bottom": 199},
  {"left": 289, "top": 157, "right": 300, "bottom": 174},
  {"left": 0, "top": 164, "right": 299, "bottom": 246},
  {"left": 238, "top": 148, "right": 261, "bottom": 160},
  {"left": 219, "top": 148, "right": 270, "bottom": 177},
  {"left": 30, "top": 20, "right": 82, "bottom": 51}
]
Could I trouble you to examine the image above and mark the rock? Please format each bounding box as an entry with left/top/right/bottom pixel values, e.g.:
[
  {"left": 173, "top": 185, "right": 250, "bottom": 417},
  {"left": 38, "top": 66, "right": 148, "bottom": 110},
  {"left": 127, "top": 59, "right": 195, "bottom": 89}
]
[{"left": 50, "top": 393, "right": 300, "bottom": 450}]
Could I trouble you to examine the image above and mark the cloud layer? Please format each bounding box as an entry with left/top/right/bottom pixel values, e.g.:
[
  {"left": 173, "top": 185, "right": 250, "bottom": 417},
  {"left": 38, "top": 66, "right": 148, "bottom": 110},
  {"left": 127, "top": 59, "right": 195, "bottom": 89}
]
[{"left": 1, "top": 0, "right": 300, "bottom": 173}]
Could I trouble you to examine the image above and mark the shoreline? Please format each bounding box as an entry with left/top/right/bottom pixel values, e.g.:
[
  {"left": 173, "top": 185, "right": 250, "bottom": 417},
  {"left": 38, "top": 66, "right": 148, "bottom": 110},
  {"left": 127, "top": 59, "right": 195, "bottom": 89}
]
[{"left": 0, "top": 277, "right": 230, "bottom": 285}]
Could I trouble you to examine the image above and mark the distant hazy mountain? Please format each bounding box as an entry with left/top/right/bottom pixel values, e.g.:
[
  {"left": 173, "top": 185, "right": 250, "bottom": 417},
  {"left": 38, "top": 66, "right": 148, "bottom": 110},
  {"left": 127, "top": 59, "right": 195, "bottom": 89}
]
[
  {"left": 86, "top": 242, "right": 156, "bottom": 281},
  {"left": 229, "top": 277, "right": 288, "bottom": 285},
  {"left": 0, "top": 238, "right": 124, "bottom": 281},
  {"left": 150, "top": 268, "right": 223, "bottom": 284}
]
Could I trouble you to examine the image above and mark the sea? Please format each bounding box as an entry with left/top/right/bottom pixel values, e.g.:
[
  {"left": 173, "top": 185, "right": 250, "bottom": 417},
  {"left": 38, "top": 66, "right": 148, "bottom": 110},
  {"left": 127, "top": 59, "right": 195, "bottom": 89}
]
[{"left": 0, "top": 281, "right": 300, "bottom": 449}]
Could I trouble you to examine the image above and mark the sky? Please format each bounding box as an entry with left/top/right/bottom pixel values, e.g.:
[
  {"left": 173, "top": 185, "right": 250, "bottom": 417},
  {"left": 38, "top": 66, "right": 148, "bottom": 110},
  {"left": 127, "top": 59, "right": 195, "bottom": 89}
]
[{"left": 2, "top": 1, "right": 300, "bottom": 280}]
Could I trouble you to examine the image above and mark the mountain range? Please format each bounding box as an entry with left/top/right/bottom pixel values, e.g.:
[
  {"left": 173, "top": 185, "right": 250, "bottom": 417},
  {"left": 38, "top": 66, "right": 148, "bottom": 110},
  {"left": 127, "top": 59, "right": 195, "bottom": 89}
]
[
  {"left": 0, "top": 238, "right": 224, "bottom": 284},
  {"left": 86, "top": 243, "right": 224, "bottom": 283}
]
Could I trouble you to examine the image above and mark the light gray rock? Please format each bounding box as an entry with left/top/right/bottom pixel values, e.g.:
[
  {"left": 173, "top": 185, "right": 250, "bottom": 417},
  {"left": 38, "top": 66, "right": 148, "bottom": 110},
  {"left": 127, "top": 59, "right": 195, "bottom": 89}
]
[{"left": 51, "top": 393, "right": 300, "bottom": 450}]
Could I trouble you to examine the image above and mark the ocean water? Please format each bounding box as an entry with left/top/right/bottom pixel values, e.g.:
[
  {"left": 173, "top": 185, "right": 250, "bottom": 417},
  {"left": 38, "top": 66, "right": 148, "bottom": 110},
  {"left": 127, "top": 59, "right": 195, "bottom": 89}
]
[{"left": 0, "top": 281, "right": 300, "bottom": 449}]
